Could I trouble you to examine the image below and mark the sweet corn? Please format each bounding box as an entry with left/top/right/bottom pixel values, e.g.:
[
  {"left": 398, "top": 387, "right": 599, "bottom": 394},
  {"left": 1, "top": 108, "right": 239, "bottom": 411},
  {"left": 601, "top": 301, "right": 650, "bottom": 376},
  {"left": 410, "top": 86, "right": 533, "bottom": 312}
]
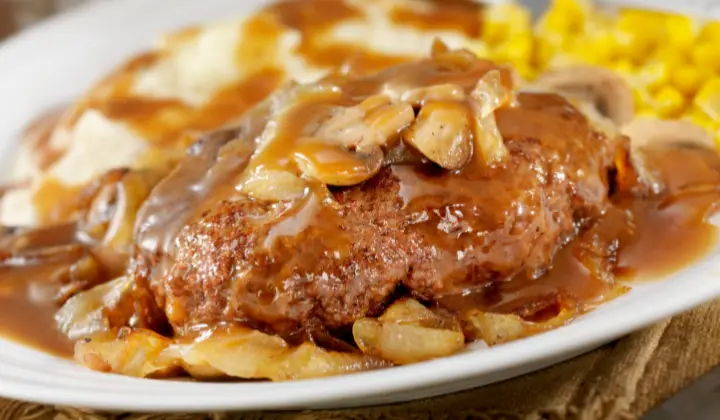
[
  {"left": 483, "top": 0, "right": 719, "bottom": 129},
  {"left": 694, "top": 78, "right": 720, "bottom": 120},
  {"left": 612, "top": 9, "right": 663, "bottom": 64},
  {"left": 636, "top": 60, "right": 671, "bottom": 91},
  {"left": 489, "top": 33, "right": 533, "bottom": 66},
  {"left": 691, "top": 42, "right": 720, "bottom": 72},
  {"left": 482, "top": 1, "right": 532, "bottom": 47},
  {"left": 632, "top": 87, "right": 653, "bottom": 110},
  {"left": 682, "top": 109, "right": 715, "bottom": 131},
  {"left": 699, "top": 22, "right": 720, "bottom": 42},
  {"left": 609, "top": 59, "right": 635, "bottom": 76},
  {"left": 538, "top": 0, "right": 590, "bottom": 35},
  {"left": 634, "top": 107, "right": 657, "bottom": 119},
  {"left": 664, "top": 15, "right": 697, "bottom": 52},
  {"left": 652, "top": 49, "right": 687, "bottom": 69},
  {"left": 672, "top": 65, "right": 706, "bottom": 96},
  {"left": 651, "top": 85, "right": 686, "bottom": 118}
]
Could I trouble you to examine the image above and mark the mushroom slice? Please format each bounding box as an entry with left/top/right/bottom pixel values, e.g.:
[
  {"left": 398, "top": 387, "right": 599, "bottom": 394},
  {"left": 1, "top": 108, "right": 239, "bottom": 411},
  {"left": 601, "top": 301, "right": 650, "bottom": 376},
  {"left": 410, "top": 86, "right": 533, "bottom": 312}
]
[
  {"left": 314, "top": 100, "right": 414, "bottom": 152},
  {"left": 622, "top": 118, "right": 715, "bottom": 151},
  {"left": 535, "top": 66, "right": 635, "bottom": 127},
  {"left": 403, "top": 102, "right": 472, "bottom": 170},
  {"left": 363, "top": 103, "right": 415, "bottom": 148},
  {"left": 575, "top": 101, "right": 620, "bottom": 138},
  {"left": 621, "top": 117, "right": 716, "bottom": 193},
  {"left": 294, "top": 142, "right": 383, "bottom": 186}
]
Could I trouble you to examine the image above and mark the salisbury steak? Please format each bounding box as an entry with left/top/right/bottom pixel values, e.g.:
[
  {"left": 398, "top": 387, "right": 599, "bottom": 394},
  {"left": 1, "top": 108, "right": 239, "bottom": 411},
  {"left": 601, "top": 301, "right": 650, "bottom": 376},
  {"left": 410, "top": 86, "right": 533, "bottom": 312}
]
[{"left": 136, "top": 91, "right": 615, "bottom": 339}]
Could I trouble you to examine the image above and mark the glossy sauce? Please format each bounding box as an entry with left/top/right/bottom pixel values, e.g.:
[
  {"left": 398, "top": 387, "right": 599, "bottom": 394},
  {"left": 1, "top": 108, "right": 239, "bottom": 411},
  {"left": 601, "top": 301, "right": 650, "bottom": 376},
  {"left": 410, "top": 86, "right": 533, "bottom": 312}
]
[
  {"left": 0, "top": 263, "right": 74, "bottom": 357},
  {"left": 268, "top": 0, "right": 409, "bottom": 76},
  {"left": 390, "top": 0, "right": 484, "bottom": 37},
  {"left": 27, "top": 0, "right": 487, "bottom": 224},
  {"left": 2, "top": 0, "right": 719, "bottom": 360},
  {"left": 0, "top": 223, "right": 88, "bottom": 357},
  {"left": 438, "top": 144, "right": 720, "bottom": 320}
]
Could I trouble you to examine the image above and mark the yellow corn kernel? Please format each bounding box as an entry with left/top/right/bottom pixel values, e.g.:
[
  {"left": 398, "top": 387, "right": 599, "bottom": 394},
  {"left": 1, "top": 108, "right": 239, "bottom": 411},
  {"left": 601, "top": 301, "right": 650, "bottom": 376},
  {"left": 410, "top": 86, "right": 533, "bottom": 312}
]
[
  {"left": 513, "top": 63, "right": 537, "bottom": 82},
  {"left": 546, "top": 46, "right": 601, "bottom": 69},
  {"left": 634, "top": 107, "right": 657, "bottom": 119},
  {"left": 611, "top": 27, "right": 653, "bottom": 65},
  {"left": 672, "top": 65, "right": 707, "bottom": 96},
  {"left": 694, "top": 78, "right": 720, "bottom": 120},
  {"left": 680, "top": 107, "right": 712, "bottom": 128},
  {"left": 537, "top": 0, "right": 591, "bottom": 39},
  {"left": 612, "top": 9, "right": 661, "bottom": 64},
  {"left": 682, "top": 109, "right": 715, "bottom": 131},
  {"left": 651, "top": 85, "right": 686, "bottom": 118},
  {"left": 536, "top": 12, "right": 571, "bottom": 38},
  {"left": 483, "top": 1, "right": 532, "bottom": 46},
  {"left": 636, "top": 60, "right": 671, "bottom": 91},
  {"left": 582, "top": 29, "right": 616, "bottom": 65},
  {"left": 609, "top": 59, "right": 635, "bottom": 76},
  {"left": 481, "top": 21, "right": 506, "bottom": 47},
  {"left": 691, "top": 42, "right": 720, "bottom": 73},
  {"left": 699, "top": 22, "right": 720, "bottom": 43},
  {"left": 663, "top": 15, "right": 697, "bottom": 52},
  {"left": 490, "top": 34, "right": 533, "bottom": 67},
  {"left": 632, "top": 86, "right": 653, "bottom": 110},
  {"left": 532, "top": 37, "right": 554, "bottom": 70},
  {"left": 651, "top": 48, "right": 687, "bottom": 69},
  {"left": 551, "top": 0, "right": 590, "bottom": 33}
]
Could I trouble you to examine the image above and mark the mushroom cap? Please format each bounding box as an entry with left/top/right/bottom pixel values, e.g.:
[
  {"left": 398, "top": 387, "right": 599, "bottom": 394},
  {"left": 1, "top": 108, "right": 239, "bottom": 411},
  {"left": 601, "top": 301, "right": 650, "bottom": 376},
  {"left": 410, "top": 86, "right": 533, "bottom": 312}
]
[
  {"left": 621, "top": 117, "right": 715, "bottom": 151},
  {"left": 621, "top": 117, "right": 717, "bottom": 194},
  {"left": 534, "top": 66, "right": 635, "bottom": 127}
]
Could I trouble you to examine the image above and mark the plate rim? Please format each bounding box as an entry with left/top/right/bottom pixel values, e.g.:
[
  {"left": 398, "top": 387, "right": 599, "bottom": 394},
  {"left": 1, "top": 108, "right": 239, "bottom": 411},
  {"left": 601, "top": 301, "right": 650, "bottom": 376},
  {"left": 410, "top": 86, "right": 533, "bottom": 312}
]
[{"left": 1, "top": 0, "right": 719, "bottom": 413}]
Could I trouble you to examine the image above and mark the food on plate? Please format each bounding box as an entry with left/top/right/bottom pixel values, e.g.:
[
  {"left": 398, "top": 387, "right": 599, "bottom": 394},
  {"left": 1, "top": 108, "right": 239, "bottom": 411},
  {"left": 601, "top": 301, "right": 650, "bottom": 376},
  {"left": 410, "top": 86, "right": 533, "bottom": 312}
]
[
  {"left": 1, "top": 0, "right": 492, "bottom": 227},
  {"left": 5, "top": 0, "right": 720, "bottom": 226},
  {"left": 534, "top": 0, "right": 720, "bottom": 143},
  {"left": 1, "top": 0, "right": 720, "bottom": 382}
]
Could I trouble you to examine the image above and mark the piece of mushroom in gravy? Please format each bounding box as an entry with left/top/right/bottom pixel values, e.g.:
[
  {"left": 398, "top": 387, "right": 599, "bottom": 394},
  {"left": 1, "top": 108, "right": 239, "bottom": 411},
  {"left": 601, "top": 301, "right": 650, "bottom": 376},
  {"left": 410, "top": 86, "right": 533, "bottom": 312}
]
[{"left": 533, "top": 66, "right": 635, "bottom": 128}]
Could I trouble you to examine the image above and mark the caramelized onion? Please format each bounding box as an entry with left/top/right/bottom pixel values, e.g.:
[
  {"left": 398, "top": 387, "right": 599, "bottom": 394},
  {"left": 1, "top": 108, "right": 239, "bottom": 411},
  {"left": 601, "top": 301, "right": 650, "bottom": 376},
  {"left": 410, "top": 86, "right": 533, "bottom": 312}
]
[
  {"left": 77, "top": 169, "right": 164, "bottom": 252},
  {"left": 352, "top": 299, "right": 464, "bottom": 365},
  {"left": 76, "top": 326, "right": 389, "bottom": 381},
  {"left": 55, "top": 276, "right": 135, "bottom": 340},
  {"left": 469, "top": 70, "right": 510, "bottom": 165}
]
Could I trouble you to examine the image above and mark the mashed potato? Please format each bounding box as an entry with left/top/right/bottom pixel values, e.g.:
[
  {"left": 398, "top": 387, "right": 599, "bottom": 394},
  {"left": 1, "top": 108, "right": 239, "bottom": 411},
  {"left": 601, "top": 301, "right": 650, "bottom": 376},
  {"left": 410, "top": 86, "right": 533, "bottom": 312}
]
[{"left": 1, "top": 0, "right": 492, "bottom": 226}]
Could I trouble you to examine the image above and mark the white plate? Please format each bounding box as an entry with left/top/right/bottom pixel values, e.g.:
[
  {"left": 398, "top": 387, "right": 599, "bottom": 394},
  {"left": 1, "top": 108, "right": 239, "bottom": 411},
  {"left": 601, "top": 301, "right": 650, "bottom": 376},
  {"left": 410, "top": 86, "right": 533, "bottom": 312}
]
[{"left": 1, "top": 0, "right": 720, "bottom": 413}]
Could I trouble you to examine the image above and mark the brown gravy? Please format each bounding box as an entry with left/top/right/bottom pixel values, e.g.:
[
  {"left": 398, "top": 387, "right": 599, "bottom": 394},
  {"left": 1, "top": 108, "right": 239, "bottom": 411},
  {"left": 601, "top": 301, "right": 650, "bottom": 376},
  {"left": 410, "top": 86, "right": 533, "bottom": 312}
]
[
  {"left": 0, "top": 263, "right": 74, "bottom": 357},
  {"left": 4, "top": 141, "right": 719, "bottom": 357},
  {"left": 438, "top": 143, "right": 720, "bottom": 320},
  {"left": 26, "top": 0, "right": 488, "bottom": 225},
  {"left": 2, "top": 0, "right": 718, "bottom": 361}
]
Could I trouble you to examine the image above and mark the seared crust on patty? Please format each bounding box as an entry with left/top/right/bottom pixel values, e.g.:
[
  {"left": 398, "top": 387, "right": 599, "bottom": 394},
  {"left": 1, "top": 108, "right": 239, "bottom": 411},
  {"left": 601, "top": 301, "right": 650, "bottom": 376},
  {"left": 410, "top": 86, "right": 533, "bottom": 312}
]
[{"left": 136, "top": 93, "right": 615, "bottom": 339}]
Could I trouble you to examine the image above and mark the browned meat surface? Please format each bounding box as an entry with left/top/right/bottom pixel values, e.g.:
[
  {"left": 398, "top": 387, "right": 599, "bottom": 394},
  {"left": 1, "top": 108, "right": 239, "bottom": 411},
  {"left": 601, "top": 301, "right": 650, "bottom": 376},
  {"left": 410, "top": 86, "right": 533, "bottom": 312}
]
[{"left": 134, "top": 92, "right": 615, "bottom": 339}]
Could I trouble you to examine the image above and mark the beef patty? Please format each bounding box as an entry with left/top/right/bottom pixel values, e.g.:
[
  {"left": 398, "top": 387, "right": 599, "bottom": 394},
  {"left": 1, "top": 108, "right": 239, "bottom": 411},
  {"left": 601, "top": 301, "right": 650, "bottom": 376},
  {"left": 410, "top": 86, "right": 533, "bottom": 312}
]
[{"left": 131, "top": 92, "right": 616, "bottom": 339}]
